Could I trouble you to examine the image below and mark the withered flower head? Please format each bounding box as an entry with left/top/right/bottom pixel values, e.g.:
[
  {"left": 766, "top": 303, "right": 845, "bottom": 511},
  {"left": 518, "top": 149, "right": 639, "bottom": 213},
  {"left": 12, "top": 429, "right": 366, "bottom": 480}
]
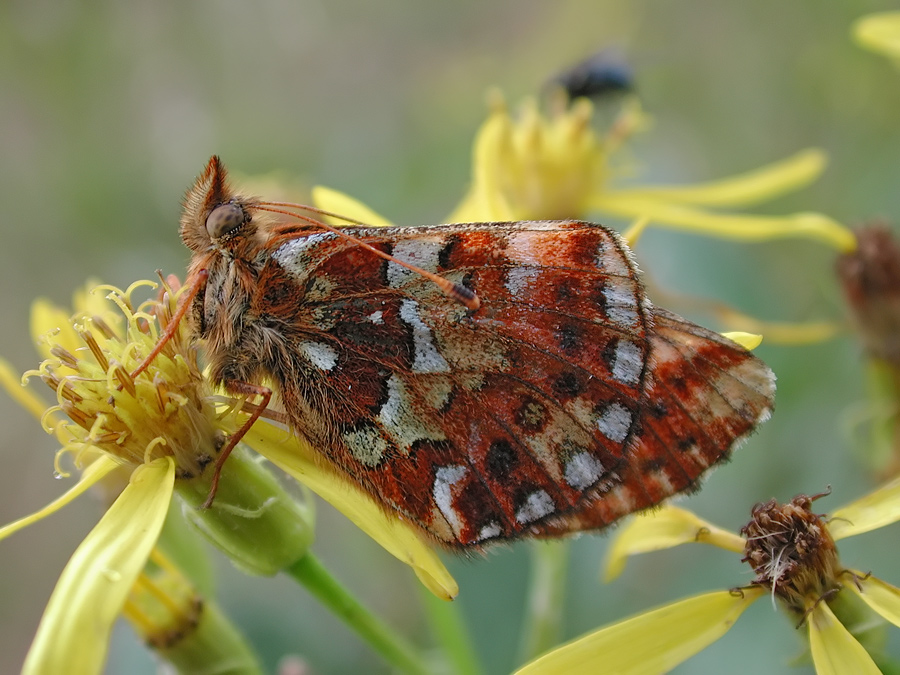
[
  {"left": 741, "top": 492, "right": 842, "bottom": 617},
  {"left": 836, "top": 224, "right": 900, "bottom": 364}
]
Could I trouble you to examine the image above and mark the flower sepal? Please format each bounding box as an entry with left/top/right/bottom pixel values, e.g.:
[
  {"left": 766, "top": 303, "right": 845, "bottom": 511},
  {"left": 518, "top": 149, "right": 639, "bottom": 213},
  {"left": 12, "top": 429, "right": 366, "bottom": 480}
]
[
  {"left": 127, "top": 551, "right": 263, "bottom": 675},
  {"left": 177, "top": 447, "right": 314, "bottom": 576}
]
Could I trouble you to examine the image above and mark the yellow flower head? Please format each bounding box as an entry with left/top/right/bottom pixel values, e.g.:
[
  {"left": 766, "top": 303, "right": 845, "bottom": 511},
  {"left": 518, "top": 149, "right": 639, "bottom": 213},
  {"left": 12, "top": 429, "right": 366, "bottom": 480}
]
[
  {"left": 3, "top": 276, "right": 456, "bottom": 586},
  {"left": 448, "top": 91, "right": 641, "bottom": 222},
  {"left": 25, "top": 277, "right": 225, "bottom": 481}
]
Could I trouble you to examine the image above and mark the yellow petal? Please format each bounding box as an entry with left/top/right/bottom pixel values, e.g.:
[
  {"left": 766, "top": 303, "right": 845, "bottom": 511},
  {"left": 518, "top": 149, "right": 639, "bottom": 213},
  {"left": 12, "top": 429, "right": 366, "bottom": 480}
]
[
  {"left": 446, "top": 108, "right": 517, "bottom": 223},
  {"left": 604, "top": 506, "right": 744, "bottom": 582},
  {"left": 30, "top": 299, "right": 82, "bottom": 358},
  {"left": 515, "top": 588, "right": 763, "bottom": 675},
  {"left": 311, "top": 186, "right": 394, "bottom": 226},
  {"left": 721, "top": 332, "right": 762, "bottom": 350},
  {"left": 808, "top": 601, "right": 881, "bottom": 675},
  {"left": 829, "top": 477, "right": 900, "bottom": 540},
  {"left": 0, "top": 455, "right": 121, "bottom": 543},
  {"left": 0, "top": 357, "right": 54, "bottom": 421},
  {"left": 22, "top": 457, "right": 175, "bottom": 675},
  {"left": 590, "top": 195, "right": 856, "bottom": 252},
  {"left": 605, "top": 149, "right": 827, "bottom": 208},
  {"left": 846, "top": 571, "right": 900, "bottom": 627},
  {"left": 620, "top": 217, "right": 650, "bottom": 247},
  {"left": 706, "top": 304, "right": 841, "bottom": 345},
  {"left": 854, "top": 12, "right": 900, "bottom": 62},
  {"left": 243, "top": 421, "right": 458, "bottom": 600}
]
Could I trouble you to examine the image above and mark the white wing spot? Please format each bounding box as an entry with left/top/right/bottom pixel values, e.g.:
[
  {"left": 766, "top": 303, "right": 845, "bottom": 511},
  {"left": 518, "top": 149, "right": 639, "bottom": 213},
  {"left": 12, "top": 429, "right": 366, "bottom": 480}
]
[
  {"left": 596, "top": 402, "right": 633, "bottom": 443},
  {"left": 506, "top": 232, "right": 545, "bottom": 266},
  {"left": 387, "top": 239, "right": 443, "bottom": 287},
  {"left": 343, "top": 426, "right": 388, "bottom": 467},
  {"left": 399, "top": 299, "right": 450, "bottom": 373},
  {"left": 516, "top": 489, "right": 555, "bottom": 524},
  {"left": 298, "top": 341, "right": 338, "bottom": 371},
  {"left": 596, "top": 238, "right": 632, "bottom": 277},
  {"left": 272, "top": 232, "right": 338, "bottom": 280},
  {"left": 505, "top": 267, "right": 539, "bottom": 296},
  {"left": 477, "top": 521, "right": 503, "bottom": 541},
  {"left": 602, "top": 284, "right": 640, "bottom": 328},
  {"left": 378, "top": 374, "right": 447, "bottom": 451},
  {"left": 608, "top": 484, "right": 636, "bottom": 514},
  {"left": 366, "top": 310, "right": 384, "bottom": 324},
  {"left": 564, "top": 451, "right": 605, "bottom": 490},
  {"left": 650, "top": 469, "right": 675, "bottom": 494},
  {"left": 434, "top": 465, "right": 468, "bottom": 536},
  {"left": 611, "top": 339, "right": 643, "bottom": 386}
]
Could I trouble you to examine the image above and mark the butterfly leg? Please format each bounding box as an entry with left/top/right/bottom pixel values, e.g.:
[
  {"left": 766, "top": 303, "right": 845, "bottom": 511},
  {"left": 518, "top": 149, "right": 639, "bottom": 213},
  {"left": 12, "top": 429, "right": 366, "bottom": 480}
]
[
  {"left": 200, "top": 380, "right": 272, "bottom": 509},
  {"left": 129, "top": 269, "right": 209, "bottom": 382}
]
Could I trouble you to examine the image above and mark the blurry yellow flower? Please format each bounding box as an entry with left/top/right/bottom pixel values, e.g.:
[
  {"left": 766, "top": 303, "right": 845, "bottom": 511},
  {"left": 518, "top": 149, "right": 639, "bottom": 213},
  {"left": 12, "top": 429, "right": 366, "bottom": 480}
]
[
  {"left": 0, "top": 278, "right": 455, "bottom": 673},
  {"left": 854, "top": 11, "right": 900, "bottom": 65},
  {"left": 517, "top": 483, "right": 900, "bottom": 674},
  {"left": 312, "top": 92, "right": 853, "bottom": 253},
  {"left": 447, "top": 92, "right": 855, "bottom": 252},
  {"left": 311, "top": 92, "right": 850, "bottom": 346}
]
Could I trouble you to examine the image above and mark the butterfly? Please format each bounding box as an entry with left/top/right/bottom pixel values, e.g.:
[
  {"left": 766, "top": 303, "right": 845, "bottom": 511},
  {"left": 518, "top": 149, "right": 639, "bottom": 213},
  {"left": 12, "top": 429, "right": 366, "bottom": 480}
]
[{"left": 165, "top": 156, "right": 774, "bottom": 548}]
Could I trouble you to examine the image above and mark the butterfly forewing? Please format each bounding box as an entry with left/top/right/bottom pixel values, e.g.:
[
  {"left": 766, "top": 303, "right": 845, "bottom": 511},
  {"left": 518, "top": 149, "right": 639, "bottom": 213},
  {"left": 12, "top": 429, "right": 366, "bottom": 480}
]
[{"left": 182, "top": 157, "right": 775, "bottom": 548}]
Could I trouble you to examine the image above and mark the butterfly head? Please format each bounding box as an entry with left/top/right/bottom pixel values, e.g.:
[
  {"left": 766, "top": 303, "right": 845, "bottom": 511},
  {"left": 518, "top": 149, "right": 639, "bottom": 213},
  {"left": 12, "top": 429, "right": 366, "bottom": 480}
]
[{"left": 180, "top": 156, "right": 265, "bottom": 256}]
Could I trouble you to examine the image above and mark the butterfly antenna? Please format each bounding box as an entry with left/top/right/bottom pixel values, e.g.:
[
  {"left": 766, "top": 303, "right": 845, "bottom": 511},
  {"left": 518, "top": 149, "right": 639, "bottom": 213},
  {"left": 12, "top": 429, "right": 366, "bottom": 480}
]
[
  {"left": 254, "top": 202, "right": 480, "bottom": 311},
  {"left": 259, "top": 200, "right": 369, "bottom": 226}
]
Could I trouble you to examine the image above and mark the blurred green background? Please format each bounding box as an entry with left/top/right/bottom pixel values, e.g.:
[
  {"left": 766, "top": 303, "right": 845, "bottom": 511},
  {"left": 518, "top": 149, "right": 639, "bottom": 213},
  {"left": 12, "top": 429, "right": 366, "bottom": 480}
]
[{"left": 2, "top": 1, "right": 900, "bottom": 673}]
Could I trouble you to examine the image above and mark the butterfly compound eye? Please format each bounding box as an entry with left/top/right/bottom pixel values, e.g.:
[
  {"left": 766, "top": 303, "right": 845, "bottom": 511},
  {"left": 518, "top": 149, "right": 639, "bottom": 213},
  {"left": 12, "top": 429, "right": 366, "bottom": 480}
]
[{"left": 206, "top": 203, "right": 245, "bottom": 240}]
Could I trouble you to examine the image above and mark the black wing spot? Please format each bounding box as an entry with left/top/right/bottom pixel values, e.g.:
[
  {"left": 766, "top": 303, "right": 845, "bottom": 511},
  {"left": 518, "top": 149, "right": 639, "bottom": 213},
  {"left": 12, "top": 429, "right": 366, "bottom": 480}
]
[
  {"left": 557, "top": 323, "right": 580, "bottom": 351},
  {"left": 486, "top": 439, "right": 518, "bottom": 480},
  {"left": 438, "top": 235, "right": 462, "bottom": 270},
  {"left": 552, "top": 371, "right": 582, "bottom": 398}
]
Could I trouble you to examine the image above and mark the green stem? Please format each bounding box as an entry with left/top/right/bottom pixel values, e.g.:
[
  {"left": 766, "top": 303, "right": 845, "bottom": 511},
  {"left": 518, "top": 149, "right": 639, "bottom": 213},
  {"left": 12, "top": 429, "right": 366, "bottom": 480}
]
[
  {"left": 285, "top": 554, "right": 430, "bottom": 675},
  {"left": 420, "top": 583, "right": 483, "bottom": 675},
  {"left": 518, "top": 540, "right": 571, "bottom": 663}
]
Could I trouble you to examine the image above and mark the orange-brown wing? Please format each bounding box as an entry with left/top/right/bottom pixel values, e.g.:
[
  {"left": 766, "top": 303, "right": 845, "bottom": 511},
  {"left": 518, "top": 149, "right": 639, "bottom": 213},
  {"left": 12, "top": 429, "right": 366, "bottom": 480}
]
[{"left": 258, "top": 221, "right": 774, "bottom": 547}]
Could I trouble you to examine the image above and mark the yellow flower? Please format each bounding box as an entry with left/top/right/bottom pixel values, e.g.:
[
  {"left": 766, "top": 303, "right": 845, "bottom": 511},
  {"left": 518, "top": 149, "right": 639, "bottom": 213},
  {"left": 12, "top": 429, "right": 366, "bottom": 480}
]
[
  {"left": 516, "top": 482, "right": 900, "bottom": 674},
  {"left": 0, "top": 278, "right": 455, "bottom": 674}
]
